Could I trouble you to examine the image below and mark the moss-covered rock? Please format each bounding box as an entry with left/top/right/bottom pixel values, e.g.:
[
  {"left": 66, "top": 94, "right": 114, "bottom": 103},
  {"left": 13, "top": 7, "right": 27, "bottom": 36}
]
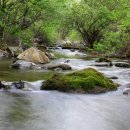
[{"left": 41, "top": 68, "right": 118, "bottom": 94}]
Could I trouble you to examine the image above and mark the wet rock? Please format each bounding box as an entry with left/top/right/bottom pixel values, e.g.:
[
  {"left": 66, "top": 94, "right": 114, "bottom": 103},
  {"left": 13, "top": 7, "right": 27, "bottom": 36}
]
[
  {"left": 70, "top": 49, "right": 75, "bottom": 52},
  {"left": 6, "top": 47, "right": 13, "bottom": 56},
  {"left": 108, "top": 76, "right": 118, "bottom": 79},
  {"left": 17, "top": 47, "right": 50, "bottom": 64},
  {"left": 54, "top": 68, "right": 62, "bottom": 71},
  {"left": 0, "top": 80, "right": 43, "bottom": 91},
  {"left": 47, "top": 64, "right": 72, "bottom": 70},
  {"left": 123, "top": 88, "right": 130, "bottom": 95},
  {"left": 95, "top": 58, "right": 111, "bottom": 63},
  {"left": 41, "top": 68, "right": 118, "bottom": 94},
  {"left": 0, "top": 47, "right": 13, "bottom": 57},
  {"left": 12, "top": 48, "right": 23, "bottom": 57},
  {"left": 93, "top": 62, "right": 113, "bottom": 67},
  {"left": 54, "top": 47, "right": 60, "bottom": 49},
  {"left": 1, "top": 81, "right": 13, "bottom": 86},
  {"left": 0, "top": 81, "right": 11, "bottom": 90},
  {"left": 45, "top": 52, "right": 56, "bottom": 59},
  {"left": 21, "top": 44, "right": 29, "bottom": 51},
  {"left": 12, "top": 80, "right": 24, "bottom": 89},
  {"left": 115, "top": 62, "right": 130, "bottom": 68},
  {"left": 11, "top": 60, "right": 42, "bottom": 69},
  {"left": 64, "top": 60, "right": 70, "bottom": 63}
]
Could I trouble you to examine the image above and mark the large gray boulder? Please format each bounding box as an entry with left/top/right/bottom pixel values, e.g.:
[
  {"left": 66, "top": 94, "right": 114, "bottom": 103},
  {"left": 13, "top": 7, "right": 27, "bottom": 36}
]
[{"left": 17, "top": 47, "right": 50, "bottom": 64}]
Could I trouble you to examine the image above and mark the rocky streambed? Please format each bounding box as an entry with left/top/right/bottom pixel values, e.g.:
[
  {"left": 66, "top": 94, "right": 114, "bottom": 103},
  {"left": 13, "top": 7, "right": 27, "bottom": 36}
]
[
  {"left": 0, "top": 48, "right": 130, "bottom": 130},
  {"left": 0, "top": 47, "right": 130, "bottom": 93}
]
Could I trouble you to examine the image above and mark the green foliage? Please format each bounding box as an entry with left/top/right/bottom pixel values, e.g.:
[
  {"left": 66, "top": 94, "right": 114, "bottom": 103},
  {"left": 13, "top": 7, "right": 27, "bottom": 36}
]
[
  {"left": 94, "top": 31, "right": 129, "bottom": 54},
  {"left": 0, "top": 0, "right": 130, "bottom": 53},
  {"left": 62, "top": 0, "right": 130, "bottom": 49},
  {"left": 67, "top": 30, "right": 81, "bottom": 42},
  {"left": 41, "top": 68, "right": 118, "bottom": 93},
  {"left": 0, "top": 0, "right": 43, "bottom": 44}
]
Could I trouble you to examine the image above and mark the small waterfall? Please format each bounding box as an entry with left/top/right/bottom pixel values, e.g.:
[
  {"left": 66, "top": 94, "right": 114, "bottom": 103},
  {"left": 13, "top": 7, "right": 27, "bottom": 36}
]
[
  {"left": 1, "top": 80, "right": 44, "bottom": 91},
  {"left": 23, "top": 80, "right": 44, "bottom": 90}
]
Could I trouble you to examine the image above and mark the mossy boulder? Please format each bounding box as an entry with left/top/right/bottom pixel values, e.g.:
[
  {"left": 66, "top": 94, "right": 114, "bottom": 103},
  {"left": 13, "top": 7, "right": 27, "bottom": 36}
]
[{"left": 41, "top": 68, "right": 118, "bottom": 94}]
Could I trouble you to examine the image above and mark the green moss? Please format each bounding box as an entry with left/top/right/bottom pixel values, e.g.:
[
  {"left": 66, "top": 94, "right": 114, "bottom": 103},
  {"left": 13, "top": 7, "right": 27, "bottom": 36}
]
[{"left": 41, "top": 68, "right": 118, "bottom": 94}]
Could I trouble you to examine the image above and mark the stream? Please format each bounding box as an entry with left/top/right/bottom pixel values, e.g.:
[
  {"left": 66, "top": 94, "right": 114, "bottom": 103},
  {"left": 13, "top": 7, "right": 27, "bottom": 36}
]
[{"left": 0, "top": 48, "right": 130, "bottom": 130}]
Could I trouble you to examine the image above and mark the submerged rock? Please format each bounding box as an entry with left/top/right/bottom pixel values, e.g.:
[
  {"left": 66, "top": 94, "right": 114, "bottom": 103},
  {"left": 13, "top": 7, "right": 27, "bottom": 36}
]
[
  {"left": 115, "top": 62, "right": 130, "bottom": 68},
  {"left": 47, "top": 64, "right": 72, "bottom": 70},
  {"left": 93, "top": 62, "right": 113, "bottom": 67},
  {"left": 70, "top": 49, "right": 75, "bottom": 52},
  {"left": 0, "top": 81, "right": 11, "bottom": 90},
  {"left": 0, "top": 80, "right": 43, "bottom": 91},
  {"left": 123, "top": 88, "right": 130, "bottom": 95},
  {"left": 95, "top": 58, "right": 111, "bottom": 63},
  {"left": 108, "top": 76, "right": 118, "bottom": 79},
  {"left": 17, "top": 47, "right": 50, "bottom": 64},
  {"left": 11, "top": 60, "right": 42, "bottom": 69},
  {"left": 41, "top": 68, "right": 118, "bottom": 94},
  {"left": 12, "top": 80, "right": 24, "bottom": 89}
]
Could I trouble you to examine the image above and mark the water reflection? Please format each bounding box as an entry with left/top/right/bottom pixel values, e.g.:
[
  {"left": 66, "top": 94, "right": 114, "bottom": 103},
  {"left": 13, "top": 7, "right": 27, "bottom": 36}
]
[{"left": 0, "top": 59, "right": 52, "bottom": 81}]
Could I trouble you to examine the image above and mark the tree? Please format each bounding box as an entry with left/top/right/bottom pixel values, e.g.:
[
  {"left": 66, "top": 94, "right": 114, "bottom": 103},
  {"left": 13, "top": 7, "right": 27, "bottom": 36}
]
[
  {"left": 0, "top": 0, "right": 70, "bottom": 47},
  {"left": 64, "top": 0, "right": 130, "bottom": 49},
  {"left": 0, "top": 0, "right": 42, "bottom": 46}
]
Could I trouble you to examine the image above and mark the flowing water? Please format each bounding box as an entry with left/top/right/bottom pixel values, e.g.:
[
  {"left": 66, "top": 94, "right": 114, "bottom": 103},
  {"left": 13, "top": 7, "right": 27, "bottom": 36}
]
[
  {"left": 0, "top": 49, "right": 130, "bottom": 130},
  {"left": 0, "top": 58, "right": 52, "bottom": 81}
]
